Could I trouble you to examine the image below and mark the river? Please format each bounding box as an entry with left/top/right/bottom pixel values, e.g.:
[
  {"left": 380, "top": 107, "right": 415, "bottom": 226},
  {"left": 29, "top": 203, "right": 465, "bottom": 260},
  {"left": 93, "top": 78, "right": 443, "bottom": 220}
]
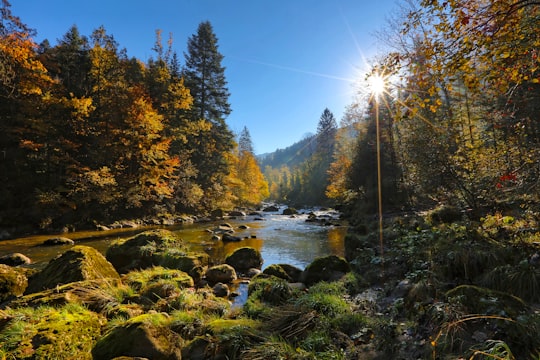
[{"left": 0, "top": 208, "right": 347, "bottom": 272}]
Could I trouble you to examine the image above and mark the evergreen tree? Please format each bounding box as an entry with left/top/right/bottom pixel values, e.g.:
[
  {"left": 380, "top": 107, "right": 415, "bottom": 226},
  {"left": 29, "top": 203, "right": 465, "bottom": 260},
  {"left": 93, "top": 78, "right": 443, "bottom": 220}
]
[
  {"left": 46, "top": 25, "right": 91, "bottom": 97},
  {"left": 238, "top": 126, "right": 254, "bottom": 154},
  {"left": 182, "top": 21, "right": 234, "bottom": 208},
  {"left": 316, "top": 108, "right": 337, "bottom": 155}
]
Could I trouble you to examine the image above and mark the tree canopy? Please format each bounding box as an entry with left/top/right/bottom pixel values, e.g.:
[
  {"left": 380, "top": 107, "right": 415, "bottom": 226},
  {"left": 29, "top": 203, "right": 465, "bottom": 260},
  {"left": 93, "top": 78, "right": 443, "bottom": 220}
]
[{"left": 0, "top": 4, "right": 268, "bottom": 231}]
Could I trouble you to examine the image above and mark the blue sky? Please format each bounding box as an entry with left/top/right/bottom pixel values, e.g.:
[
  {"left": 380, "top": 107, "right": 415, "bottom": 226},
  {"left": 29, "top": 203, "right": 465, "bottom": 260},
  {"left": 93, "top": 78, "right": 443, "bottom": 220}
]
[{"left": 11, "top": 0, "right": 397, "bottom": 154}]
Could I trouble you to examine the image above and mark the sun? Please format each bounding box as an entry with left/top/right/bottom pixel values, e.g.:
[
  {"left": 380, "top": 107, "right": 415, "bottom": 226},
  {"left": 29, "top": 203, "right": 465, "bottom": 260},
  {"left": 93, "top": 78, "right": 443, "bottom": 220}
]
[{"left": 368, "top": 73, "right": 387, "bottom": 98}]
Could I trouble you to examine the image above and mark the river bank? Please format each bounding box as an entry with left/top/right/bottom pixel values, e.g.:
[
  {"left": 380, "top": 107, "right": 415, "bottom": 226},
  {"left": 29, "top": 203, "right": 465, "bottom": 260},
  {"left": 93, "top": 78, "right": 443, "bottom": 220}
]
[{"left": 1, "top": 205, "right": 539, "bottom": 359}]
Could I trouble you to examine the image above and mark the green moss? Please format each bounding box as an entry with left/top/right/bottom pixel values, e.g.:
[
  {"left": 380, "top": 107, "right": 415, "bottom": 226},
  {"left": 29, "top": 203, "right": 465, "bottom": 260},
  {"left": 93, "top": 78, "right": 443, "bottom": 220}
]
[
  {"left": 248, "top": 275, "right": 293, "bottom": 306},
  {"left": 0, "top": 264, "right": 28, "bottom": 301},
  {"left": 106, "top": 229, "right": 189, "bottom": 272},
  {"left": 262, "top": 264, "right": 292, "bottom": 281},
  {"left": 166, "top": 287, "right": 230, "bottom": 316},
  {"left": 208, "top": 318, "right": 261, "bottom": 334},
  {"left": 123, "top": 266, "right": 194, "bottom": 292},
  {"left": 0, "top": 304, "right": 103, "bottom": 359}
]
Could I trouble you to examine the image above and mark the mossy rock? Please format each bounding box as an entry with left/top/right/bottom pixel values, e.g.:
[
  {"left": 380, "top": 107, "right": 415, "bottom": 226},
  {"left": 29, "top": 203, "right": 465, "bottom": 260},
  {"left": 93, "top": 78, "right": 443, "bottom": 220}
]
[
  {"left": 262, "top": 264, "right": 292, "bottom": 281},
  {"left": 157, "top": 252, "right": 209, "bottom": 274},
  {"left": 123, "top": 266, "right": 194, "bottom": 292},
  {"left": 25, "top": 245, "right": 120, "bottom": 294},
  {"left": 205, "top": 264, "right": 237, "bottom": 284},
  {"left": 0, "top": 264, "right": 28, "bottom": 302},
  {"left": 225, "top": 247, "right": 263, "bottom": 271},
  {"left": 106, "top": 229, "right": 189, "bottom": 273},
  {"left": 92, "top": 313, "right": 182, "bottom": 360},
  {"left": 247, "top": 274, "right": 293, "bottom": 305},
  {"left": 277, "top": 263, "right": 303, "bottom": 282},
  {"left": 302, "top": 255, "right": 351, "bottom": 286},
  {"left": 0, "top": 304, "right": 103, "bottom": 359}
]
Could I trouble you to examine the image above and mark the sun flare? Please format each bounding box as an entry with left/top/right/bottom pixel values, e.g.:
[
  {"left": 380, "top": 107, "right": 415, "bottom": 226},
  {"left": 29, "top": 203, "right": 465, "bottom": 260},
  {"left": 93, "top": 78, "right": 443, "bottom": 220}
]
[{"left": 368, "top": 73, "right": 386, "bottom": 98}]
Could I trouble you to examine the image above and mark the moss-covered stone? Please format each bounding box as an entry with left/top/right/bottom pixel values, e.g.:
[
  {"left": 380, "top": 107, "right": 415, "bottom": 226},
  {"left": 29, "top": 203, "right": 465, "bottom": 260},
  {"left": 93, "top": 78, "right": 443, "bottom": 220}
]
[
  {"left": 247, "top": 274, "right": 293, "bottom": 306},
  {"left": 91, "top": 313, "right": 182, "bottom": 360},
  {"left": 123, "top": 266, "right": 194, "bottom": 292},
  {"left": 106, "top": 229, "right": 206, "bottom": 275},
  {"left": 205, "top": 264, "right": 237, "bottom": 284},
  {"left": 157, "top": 252, "right": 209, "bottom": 275},
  {"left": 0, "top": 264, "right": 28, "bottom": 302},
  {"left": 262, "top": 264, "right": 292, "bottom": 281},
  {"left": 0, "top": 304, "right": 103, "bottom": 359},
  {"left": 225, "top": 247, "right": 263, "bottom": 271},
  {"left": 25, "top": 245, "right": 120, "bottom": 294},
  {"left": 302, "top": 255, "right": 351, "bottom": 286},
  {"left": 277, "top": 263, "right": 303, "bottom": 282}
]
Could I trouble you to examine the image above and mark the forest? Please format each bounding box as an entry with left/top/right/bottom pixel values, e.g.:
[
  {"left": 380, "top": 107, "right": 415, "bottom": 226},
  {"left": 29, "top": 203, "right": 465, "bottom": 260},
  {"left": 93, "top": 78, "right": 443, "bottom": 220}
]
[
  {"left": 264, "top": 0, "right": 540, "bottom": 219},
  {"left": 0, "top": 1, "right": 268, "bottom": 233}
]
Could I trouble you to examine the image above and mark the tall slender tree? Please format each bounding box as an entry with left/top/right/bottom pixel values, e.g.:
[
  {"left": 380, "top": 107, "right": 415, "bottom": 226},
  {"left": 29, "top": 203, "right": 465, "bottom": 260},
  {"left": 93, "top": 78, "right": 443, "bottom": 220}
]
[
  {"left": 238, "top": 126, "right": 255, "bottom": 154},
  {"left": 182, "top": 21, "right": 234, "bottom": 208}
]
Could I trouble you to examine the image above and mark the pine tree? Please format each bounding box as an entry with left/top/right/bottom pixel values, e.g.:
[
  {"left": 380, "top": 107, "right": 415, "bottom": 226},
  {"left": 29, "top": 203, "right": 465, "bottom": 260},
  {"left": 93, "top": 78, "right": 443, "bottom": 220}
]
[
  {"left": 316, "top": 108, "right": 337, "bottom": 155},
  {"left": 238, "top": 126, "right": 254, "bottom": 154},
  {"left": 182, "top": 21, "right": 234, "bottom": 208}
]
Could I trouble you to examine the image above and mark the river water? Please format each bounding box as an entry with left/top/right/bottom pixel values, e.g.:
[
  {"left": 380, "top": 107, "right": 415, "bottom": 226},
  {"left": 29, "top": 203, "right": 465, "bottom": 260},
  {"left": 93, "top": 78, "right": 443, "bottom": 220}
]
[{"left": 0, "top": 209, "right": 347, "bottom": 272}]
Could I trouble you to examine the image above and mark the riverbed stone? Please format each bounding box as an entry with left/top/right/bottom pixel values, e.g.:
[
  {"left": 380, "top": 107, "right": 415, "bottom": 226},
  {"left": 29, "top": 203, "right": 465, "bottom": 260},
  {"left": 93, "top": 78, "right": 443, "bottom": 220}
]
[
  {"left": 42, "top": 236, "right": 75, "bottom": 246},
  {"left": 225, "top": 247, "right": 263, "bottom": 271},
  {"left": 277, "top": 263, "right": 303, "bottom": 283},
  {"left": 92, "top": 313, "right": 182, "bottom": 360},
  {"left": 0, "top": 252, "right": 32, "bottom": 266},
  {"left": 282, "top": 207, "right": 298, "bottom": 215},
  {"left": 25, "top": 245, "right": 120, "bottom": 294},
  {"left": 222, "top": 233, "right": 242, "bottom": 242},
  {"left": 205, "top": 264, "right": 237, "bottom": 284},
  {"left": 302, "top": 255, "right": 351, "bottom": 286},
  {"left": 212, "top": 282, "right": 230, "bottom": 297},
  {"left": 106, "top": 229, "right": 191, "bottom": 273},
  {"left": 262, "top": 264, "right": 292, "bottom": 281},
  {"left": 263, "top": 205, "right": 279, "bottom": 212},
  {"left": 0, "top": 264, "right": 28, "bottom": 301}
]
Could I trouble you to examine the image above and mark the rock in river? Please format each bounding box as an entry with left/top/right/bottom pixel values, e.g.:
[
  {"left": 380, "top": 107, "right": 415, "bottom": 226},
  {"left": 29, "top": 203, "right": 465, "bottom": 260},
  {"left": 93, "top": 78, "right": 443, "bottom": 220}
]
[{"left": 25, "top": 245, "right": 120, "bottom": 294}]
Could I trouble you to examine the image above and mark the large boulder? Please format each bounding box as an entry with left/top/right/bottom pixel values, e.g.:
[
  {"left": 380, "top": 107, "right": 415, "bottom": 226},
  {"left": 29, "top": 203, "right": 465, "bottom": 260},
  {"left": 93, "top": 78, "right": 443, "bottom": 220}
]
[
  {"left": 225, "top": 247, "right": 263, "bottom": 271},
  {"left": 106, "top": 229, "right": 207, "bottom": 274},
  {"left": 0, "top": 264, "right": 28, "bottom": 302},
  {"left": 301, "top": 255, "right": 351, "bottom": 286},
  {"left": 25, "top": 245, "right": 120, "bottom": 294},
  {"left": 91, "top": 314, "right": 182, "bottom": 360},
  {"left": 205, "top": 264, "right": 237, "bottom": 284}
]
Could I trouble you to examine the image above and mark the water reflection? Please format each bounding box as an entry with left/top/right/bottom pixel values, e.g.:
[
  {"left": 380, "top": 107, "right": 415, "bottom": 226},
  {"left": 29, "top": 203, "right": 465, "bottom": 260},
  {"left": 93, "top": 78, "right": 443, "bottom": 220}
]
[{"left": 0, "top": 212, "right": 346, "bottom": 271}]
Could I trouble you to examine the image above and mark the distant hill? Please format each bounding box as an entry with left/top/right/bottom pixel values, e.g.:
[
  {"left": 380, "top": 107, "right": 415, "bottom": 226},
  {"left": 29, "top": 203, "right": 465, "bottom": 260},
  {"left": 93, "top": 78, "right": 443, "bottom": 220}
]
[{"left": 258, "top": 134, "right": 317, "bottom": 169}]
